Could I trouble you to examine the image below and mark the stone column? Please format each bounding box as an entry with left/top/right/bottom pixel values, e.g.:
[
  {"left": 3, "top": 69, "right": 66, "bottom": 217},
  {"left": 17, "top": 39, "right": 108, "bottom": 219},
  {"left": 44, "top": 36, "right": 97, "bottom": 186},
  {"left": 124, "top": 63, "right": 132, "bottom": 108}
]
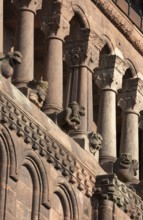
[
  {"left": 94, "top": 55, "right": 128, "bottom": 170},
  {"left": 42, "top": 4, "right": 69, "bottom": 114},
  {"left": 64, "top": 43, "right": 100, "bottom": 150},
  {"left": 12, "top": 0, "right": 42, "bottom": 88},
  {"left": 118, "top": 78, "right": 143, "bottom": 162},
  {"left": 0, "top": 0, "right": 3, "bottom": 52}
]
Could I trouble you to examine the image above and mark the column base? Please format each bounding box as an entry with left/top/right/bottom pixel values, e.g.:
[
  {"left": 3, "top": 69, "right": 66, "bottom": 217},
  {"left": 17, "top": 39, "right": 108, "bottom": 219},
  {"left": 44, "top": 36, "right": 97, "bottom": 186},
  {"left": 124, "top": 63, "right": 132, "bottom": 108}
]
[
  {"left": 42, "top": 104, "right": 62, "bottom": 115},
  {"left": 99, "top": 156, "right": 116, "bottom": 174}
]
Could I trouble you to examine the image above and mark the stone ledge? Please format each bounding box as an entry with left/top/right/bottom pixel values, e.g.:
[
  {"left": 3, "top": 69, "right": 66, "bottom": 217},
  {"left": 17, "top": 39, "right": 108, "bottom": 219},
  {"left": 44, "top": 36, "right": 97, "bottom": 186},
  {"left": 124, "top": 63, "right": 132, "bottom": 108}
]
[{"left": 0, "top": 74, "right": 105, "bottom": 197}]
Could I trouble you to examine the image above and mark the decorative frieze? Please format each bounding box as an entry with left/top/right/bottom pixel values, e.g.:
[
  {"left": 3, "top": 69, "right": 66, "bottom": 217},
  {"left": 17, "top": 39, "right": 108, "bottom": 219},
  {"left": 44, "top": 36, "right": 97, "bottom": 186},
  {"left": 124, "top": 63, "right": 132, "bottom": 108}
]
[
  {"left": 94, "top": 0, "right": 143, "bottom": 56},
  {"left": 95, "top": 174, "right": 143, "bottom": 219},
  {"left": 0, "top": 91, "right": 95, "bottom": 198}
]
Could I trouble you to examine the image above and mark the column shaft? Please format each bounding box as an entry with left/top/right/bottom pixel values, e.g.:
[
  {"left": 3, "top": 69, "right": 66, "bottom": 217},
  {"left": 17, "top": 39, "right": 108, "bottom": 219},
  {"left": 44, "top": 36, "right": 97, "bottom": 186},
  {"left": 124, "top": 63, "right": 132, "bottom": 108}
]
[
  {"left": 87, "top": 70, "right": 93, "bottom": 132},
  {"left": 120, "top": 112, "right": 139, "bottom": 161},
  {"left": 98, "top": 90, "right": 116, "bottom": 159},
  {"left": 0, "top": 0, "right": 3, "bottom": 52},
  {"left": 43, "top": 37, "right": 63, "bottom": 114},
  {"left": 78, "top": 66, "right": 88, "bottom": 133},
  {"left": 13, "top": 10, "right": 34, "bottom": 87},
  {"left": 70, "top": 67, "right": 79, "bottom": 103},
  {"left": 98, "top": 200, "right": 114, "bottom": 220}
]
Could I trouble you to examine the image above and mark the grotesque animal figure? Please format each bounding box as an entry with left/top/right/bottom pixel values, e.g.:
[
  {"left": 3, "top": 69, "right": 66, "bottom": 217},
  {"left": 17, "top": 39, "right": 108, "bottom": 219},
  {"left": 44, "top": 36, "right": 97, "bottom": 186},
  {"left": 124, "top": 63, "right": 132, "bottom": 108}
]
[
  {"left": 0, "top": 51, "right": 22, "bottom": 78},
  {"left": 113, "top": 153, "right": 139, "bottom": 183},
  {"left": 88, "top": 132, "right": 103, "bottom": 155},
  {"left": 64, "top": 101, "right": 85, "bottom": 130},
  {"left": 28, "top": 80, "right": 48, "bottom": 108},
  {"left": 61, "top": 101, "right": 85, "bottom": 130}
]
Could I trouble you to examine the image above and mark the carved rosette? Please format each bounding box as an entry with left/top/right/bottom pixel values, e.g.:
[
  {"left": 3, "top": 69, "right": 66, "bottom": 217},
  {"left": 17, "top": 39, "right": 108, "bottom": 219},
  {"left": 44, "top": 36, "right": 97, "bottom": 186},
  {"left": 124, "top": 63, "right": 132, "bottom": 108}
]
[
  {"left": 118, "top": 78, "right": 143, "bottom": 113},
  {"left": 94, "top": 55, "right": 128, "bottom": 91},
  {"left": 95, "top": 174, "right": 143, "bottom": 219},
  {"left": 12, "top": 0, "right": 42, "bottom": 13}
]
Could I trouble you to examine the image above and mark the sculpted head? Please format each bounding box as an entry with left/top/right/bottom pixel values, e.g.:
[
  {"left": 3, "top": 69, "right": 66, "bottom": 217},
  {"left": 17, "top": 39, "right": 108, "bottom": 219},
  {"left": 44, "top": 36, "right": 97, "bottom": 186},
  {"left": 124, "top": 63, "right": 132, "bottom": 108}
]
[
  {"left": 119, "top": 153, "right": 132, "bottom": 167},
  {"left": 7, "top": 51, "right": 22, "bottom": 68}
]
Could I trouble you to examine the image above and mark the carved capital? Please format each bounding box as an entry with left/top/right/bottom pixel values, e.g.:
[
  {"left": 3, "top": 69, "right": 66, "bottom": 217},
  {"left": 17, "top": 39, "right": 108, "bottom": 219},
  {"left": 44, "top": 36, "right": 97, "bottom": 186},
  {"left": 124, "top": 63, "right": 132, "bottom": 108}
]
[
  {"left": 41, "top": 1, "right": 69, "bottom": 40},
  {"left": 95, "top": 174, "right": 143, "bottom": 218},
  {"left": 118, "top": 78, "right": 143, "bottom": 113},
  {"left": 12, "top": 0, "right": 42, "bottom": 13},
  {"left": 94, "top": 55, "right": 128, "bottom": 91},
  {"left": 64, "top": 43, "right": 99, "bottom": 71},
  {"left": 64, "top": 31, "right": 104, "bottom": 70},
  {"left": 41, "top": 15, "right": 70, "bottom": 40}
]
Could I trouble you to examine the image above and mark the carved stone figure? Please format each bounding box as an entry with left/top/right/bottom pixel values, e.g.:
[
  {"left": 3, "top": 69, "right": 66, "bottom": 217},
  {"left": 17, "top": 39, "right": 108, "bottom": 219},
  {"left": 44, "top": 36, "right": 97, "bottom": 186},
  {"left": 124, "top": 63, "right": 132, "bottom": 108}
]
[
  {"left": 113, "top": 153, "right": 139, "bottom": 183},
  {"left": 88, "top": 132, "right": 103, "bottom": 155},
  {"left": 0, "top": 51, "right": 22, "bottom": 78},
  {"left": 57, "top": 101, "right": 85, "bottom": 131},
  {"left": 28, "top": 80, "right": 48, "bottom": 108}
]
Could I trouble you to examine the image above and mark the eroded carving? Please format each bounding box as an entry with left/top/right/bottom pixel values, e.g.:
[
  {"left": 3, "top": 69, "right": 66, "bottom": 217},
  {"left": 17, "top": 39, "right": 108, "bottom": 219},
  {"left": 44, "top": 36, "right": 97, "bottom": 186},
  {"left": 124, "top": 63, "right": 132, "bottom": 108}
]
[
  {"left": 113, "top": 153, "right": 139, "bottom": 183},
  {"left": 0, "top": 91, "right": 94, "bottom": 197},
  {"left": 95, "top": 174, "right": 143, "bottom": 219},
  {"left": 12, "top": 0, "right": 42, "bottom": 13},
  {"left": 0, "top": 51, "right": 22, "bottom": 78},
  {"left": 60, "top": 101, "right": 85, "bottom": 130},
  {"left": 27, "top": 80, "right": 48, "bottom": 108},
  {"left": 88, "top": 132, "right": 102, "bottom": 156},
  {"left": 94, "top": 0, "right": 143, "bottom": 56}
]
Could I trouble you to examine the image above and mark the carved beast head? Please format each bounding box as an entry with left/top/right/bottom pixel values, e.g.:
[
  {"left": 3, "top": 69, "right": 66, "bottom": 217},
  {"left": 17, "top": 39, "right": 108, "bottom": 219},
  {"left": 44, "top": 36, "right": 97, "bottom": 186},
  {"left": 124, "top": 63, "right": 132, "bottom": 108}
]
[{"left": 7, "top": 51, "right": 22, "bottom": 68}]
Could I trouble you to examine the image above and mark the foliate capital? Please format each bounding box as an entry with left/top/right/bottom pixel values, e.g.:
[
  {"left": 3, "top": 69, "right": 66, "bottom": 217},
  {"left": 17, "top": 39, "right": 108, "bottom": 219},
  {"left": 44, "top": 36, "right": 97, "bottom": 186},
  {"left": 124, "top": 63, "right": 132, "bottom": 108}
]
[
  {"left": 118, "top": 78, "right": 143, "bottom": 113},
  {"left": 94, "top": 55, "right": 128, "bottom": 91},
  {"left": 64, "top": 44, "right": 99, "bottom": 71},
  {"left": 41, "top": 15, "right": 70, "bottom": 40},
  {"left": 41, "top": 0, "right": 69, "bottom": 40},
  {"left": 12, "top": 0, "right": 42, "bottom": 13}
]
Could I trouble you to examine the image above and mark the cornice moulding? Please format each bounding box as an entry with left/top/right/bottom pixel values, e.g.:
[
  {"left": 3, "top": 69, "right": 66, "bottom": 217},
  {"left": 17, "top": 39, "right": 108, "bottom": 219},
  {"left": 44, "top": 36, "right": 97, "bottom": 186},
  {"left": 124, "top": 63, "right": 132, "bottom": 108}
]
[{"left": 93, "top": 0, "right": 143, "bottom": 56}]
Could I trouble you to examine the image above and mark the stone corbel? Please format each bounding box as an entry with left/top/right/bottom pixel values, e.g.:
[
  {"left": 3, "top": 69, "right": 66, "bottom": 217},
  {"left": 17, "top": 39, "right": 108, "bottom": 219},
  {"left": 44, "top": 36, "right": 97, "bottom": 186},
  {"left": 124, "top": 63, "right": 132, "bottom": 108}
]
[
  {"left": 12, "top": 0, "right": 43, "bottom": 13},
  {"left": 56, "top": 101, "right": 85, "bottom": 131}
]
